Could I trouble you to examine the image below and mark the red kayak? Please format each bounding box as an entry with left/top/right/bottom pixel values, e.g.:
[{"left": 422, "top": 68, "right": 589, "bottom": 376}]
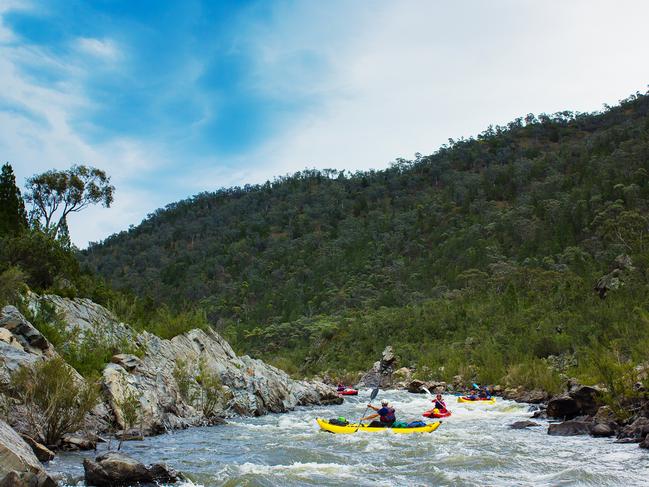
[
  {"left": 423, "top": 409, "right": 451, "bottom": 418},
  {"left": 338, "top": 389, "right": 358, "bottom": 396}
]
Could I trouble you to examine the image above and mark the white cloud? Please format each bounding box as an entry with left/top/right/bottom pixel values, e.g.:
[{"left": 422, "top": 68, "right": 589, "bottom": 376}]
[
  {"left": 75, "top": 37, "right": 120, "bottom": 61},
  {"left": 0, "top": 8, "right": 161, "bottom": 247},
  {"left": 231, "top": 0, "right": 649, "bottom": 179}
]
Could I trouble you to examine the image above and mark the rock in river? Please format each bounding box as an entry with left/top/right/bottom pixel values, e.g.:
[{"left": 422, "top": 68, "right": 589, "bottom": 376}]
[
  {"left": 83, "top": 451, "right": 179, "bottom": 486},
  {"left": 510, "top": 420, "right": 540, "bottom": 429},
  {"left": 0, "top": 419, "right": 56, "bottom": 486},
  {"left": 547, "top": 420, "right": 592, "bottom": 436}
]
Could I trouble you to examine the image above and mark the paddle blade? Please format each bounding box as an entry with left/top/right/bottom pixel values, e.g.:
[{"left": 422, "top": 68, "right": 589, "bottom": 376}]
[
  {"left": 421, "top": 386, "right": 432, "bottom": 396},
  {"left": 370, "top": 387, "right": 379, "bottom": 401}
]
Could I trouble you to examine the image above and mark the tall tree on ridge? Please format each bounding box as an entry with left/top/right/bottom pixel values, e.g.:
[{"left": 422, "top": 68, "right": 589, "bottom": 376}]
[
  {"left": 25, "top": 165, "right": 115, "bottom": 241},
  {"left": 0, "top": 162, "right": 28, "bottom": 236}
]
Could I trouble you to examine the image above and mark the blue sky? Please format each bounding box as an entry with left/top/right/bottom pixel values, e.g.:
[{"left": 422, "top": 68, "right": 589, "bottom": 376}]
[{"left": 1, "top": 0, "right": 649, "bottom": 247}]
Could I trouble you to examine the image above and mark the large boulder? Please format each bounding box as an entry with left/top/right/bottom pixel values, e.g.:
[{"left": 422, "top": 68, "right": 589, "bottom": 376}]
[
  {"left": 546, "top": 384, "right": 602, "bottom": 419},
  {"left": 406, "top": 379, "right": 426, "bottom": 394},
  {"left": 357, "top": 346, "right": 398, "bottom": 388},
  {"left": 547, "top": 420, "right": 592, "bottom": 436},
  {"left": 0, "top": 306, "right": 55, "bottom": 387},
  {"left": 0, "top": 419, "right": 56, "bottom": 487},
  {"left": 594, "top": 254, "right": 634, "bottom": 299},
  {"left": 19, "top": 436, "right": 54, "bottom": 462},
  {"left": 83, "top": 451, "right": 178, "bottom": 487},
  {"left": 591, "top": 423, "right": 614, "bottom": 438},
  {"left": 617, "top": 417, "right": 649, "bottom": 442},
  {"left": 0, "top": 306, "right": 52, "bottom": 355},
  {"left": 510, "top": 420, "right": 540, "bottom": 429},
  {"left": 37, "top": 295, "right": 133, "bottom": 343}
]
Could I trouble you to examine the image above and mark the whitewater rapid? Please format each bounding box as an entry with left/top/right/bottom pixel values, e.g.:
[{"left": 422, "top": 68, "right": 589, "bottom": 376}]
[{"left": 49, "top": 390, "right": 649, "bottom": 486}]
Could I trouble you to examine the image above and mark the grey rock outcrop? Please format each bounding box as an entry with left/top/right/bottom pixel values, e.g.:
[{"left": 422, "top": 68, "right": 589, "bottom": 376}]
[
  {"left": 0, "top": 305, "right": 112, "bottom": 439},
  {"left": 510, "top": 420, "right": 540, "bottom": 429},
  {"left": 19, "top": 435, "right": 54, "bottom": 462},
  {"left": 591, "top": 423, "right": 614, "bottom": 437},
  {"left": 102, "top": 327, "right": 340, "bottom": 435},
  {"left": 37, "top": 295, "right": 133, "bottom": 343},
  {"left": 546, "top": 384, "right": 602, "bottom": 419},
  {"left": 594, "top": 254, "right": 634, "bottom": 299},
  {"left": 358, "top": 346, "right": 397, "bottom": 388},
  {"left": 616, "top": 417, "right": 649, "bottom": 443},
  {"left": 83, "top": 451, "right": 178, "bottom": 487},
  {"left": 547, "top": 420, "right": 592, "bottom": 436},
  {"left": 0, "top": 306, "right": 55, "bottom": 387},
  {"left": 0, "top": 419, "right": 56, "bottom": 487},
  {"left": 11, "top": 295, "right": 340, "bottom": 440}
]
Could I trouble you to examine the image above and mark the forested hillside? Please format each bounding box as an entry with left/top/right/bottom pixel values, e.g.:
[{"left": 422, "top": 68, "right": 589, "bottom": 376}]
[{"left": 83, "top": 92, "right": 649, "bottom": 395}]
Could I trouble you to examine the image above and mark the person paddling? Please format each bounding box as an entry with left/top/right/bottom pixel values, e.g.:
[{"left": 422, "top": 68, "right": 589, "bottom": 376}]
[
  {"left": 361, "top": 400, "right": 396, "bottom": 427},
  {"left": 478, "top": 387, "right": 491, "bottom": 399},
  {"left": 431, "top": 393, "right": 447, "bottom": 412}
]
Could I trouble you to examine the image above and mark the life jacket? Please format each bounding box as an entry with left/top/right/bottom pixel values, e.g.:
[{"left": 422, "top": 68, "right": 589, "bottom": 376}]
[
  {"left": 434, "top": 400, "right": 446, "bottom": 410},
  {"left": 380, "top": 407, "right": 396, "bottom": 423}
]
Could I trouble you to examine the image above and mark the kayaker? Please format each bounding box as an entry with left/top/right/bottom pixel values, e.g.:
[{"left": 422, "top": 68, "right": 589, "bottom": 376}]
[
  {"left": 431, "top": 393, "right": 447, "bottom": 411},
  {"left": 478, "top": 388, "right": 491, "bottom": 399},
  {"left": 361, "top": 400, "right": 396, "bottom": 427},
  {"left": 337, "top": 383, "right": 345, "bottom": 392},
  {"left": 467, "top": 388, "right": 479, "bottom": 400}
]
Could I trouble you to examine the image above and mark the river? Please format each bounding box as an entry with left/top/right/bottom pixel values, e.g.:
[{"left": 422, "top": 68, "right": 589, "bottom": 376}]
[{"left": 49, "top": 390, "right": 649, "bottom": 486}]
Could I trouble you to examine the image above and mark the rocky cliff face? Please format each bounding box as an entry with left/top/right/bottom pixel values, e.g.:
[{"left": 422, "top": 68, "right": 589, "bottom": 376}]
[
  {"left": 102, "top": 327, "right": 341, "bottom": 434},
  {"left": 5, "top": 295, "right": 340, "bottom": 435},
  {"left": 0, "top": 295, "right": 341, "bottom": 484}
]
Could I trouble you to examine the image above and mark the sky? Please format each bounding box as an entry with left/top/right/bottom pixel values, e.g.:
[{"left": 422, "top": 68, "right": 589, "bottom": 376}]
[{"left": 1, "top": 0, "right": 649, "bottom": 248}]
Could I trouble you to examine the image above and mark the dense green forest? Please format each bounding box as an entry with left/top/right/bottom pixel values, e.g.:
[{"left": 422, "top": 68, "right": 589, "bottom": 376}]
[{"left": 77, "top": 91, "right": 649, "bottom": 397}]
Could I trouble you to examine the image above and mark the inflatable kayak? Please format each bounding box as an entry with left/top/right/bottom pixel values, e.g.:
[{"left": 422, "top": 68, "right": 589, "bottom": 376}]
[
  {"left": 457, "top": 396, "right": 496, "bottom": 404},
  {"left": 316, "top": 418, "right": 441, "bottom": 435},
  {"left": 423, "top": 409, "right": 451, "bottom": 418},
  {"left": 338, "top": 389, "right": 358, "bottom": 396}
]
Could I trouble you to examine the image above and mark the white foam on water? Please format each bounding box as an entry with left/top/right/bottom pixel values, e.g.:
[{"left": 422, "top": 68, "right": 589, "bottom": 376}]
[{"left": 237, "top": 461, "right": 362, "bottom": 479}]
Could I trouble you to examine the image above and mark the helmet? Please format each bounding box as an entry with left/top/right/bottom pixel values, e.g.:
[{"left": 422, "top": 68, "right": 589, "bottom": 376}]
[{"left": 381, "top": 400, "right": 388, "bottom": 406}]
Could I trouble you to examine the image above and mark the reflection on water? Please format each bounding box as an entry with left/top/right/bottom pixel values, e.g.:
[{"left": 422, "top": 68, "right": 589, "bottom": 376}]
[{"left": 49, "top": 390, "right": 649, "bottom": 486}]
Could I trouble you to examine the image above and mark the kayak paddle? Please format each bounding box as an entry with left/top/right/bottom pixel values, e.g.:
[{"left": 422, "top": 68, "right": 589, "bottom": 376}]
[{"left": 355, "top": 387, "right": 379, "bottom": 432}]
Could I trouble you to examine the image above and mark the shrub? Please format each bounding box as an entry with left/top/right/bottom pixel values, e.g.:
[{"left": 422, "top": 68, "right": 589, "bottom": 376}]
[
  {"left": 195, "top": 358, "right": 226, "bottom": 418},
  {"left": 0, "top": 266, "right": 26, "bottom": 307},
  {"left": 173, "top": 358, "right": 195, "bottom": 403},
  {"left": 112, "top": 376, "right": 142, "bottom": 450},
  {"left": 11, "top": 357, "right": 99, "bottom": 446},
  {"left": 504, "top": 358, "right": 563, "bottom": 395}
]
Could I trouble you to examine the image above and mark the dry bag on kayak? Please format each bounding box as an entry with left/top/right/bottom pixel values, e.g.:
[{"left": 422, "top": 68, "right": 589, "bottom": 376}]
[
  {"left": 391, "top": 421, "right": 409, "bottom": 428},
  {"left": 329, "top": 418, "right": 349, "bottom": 426},
  {"left": 407, "top": 421, "right": 427, "bottom": 428}
]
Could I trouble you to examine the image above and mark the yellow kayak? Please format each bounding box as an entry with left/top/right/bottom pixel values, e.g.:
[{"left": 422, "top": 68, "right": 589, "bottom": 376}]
[
  {"left": 316, "top": 418, "right": 442, "bottom": 435},
  {"left": 457, "top": 396, "right": 496, "bottom": 404}
]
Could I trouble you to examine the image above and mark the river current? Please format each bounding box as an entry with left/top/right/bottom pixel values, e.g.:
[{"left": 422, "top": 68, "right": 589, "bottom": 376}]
[{"left": 50, "top": 390, "right": 649, "bottom": 486}]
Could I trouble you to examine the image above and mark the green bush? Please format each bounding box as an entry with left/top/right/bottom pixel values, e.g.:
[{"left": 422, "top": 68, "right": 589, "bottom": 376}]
[
  {"left": 0, "top": 266, "right": 27, "bottom": 308},
  {"left": 504, "top": 359, "right": 563, "bottom": 395},
  {"left": 10, "top": 357, "right": 99, "bottom": 446}
]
